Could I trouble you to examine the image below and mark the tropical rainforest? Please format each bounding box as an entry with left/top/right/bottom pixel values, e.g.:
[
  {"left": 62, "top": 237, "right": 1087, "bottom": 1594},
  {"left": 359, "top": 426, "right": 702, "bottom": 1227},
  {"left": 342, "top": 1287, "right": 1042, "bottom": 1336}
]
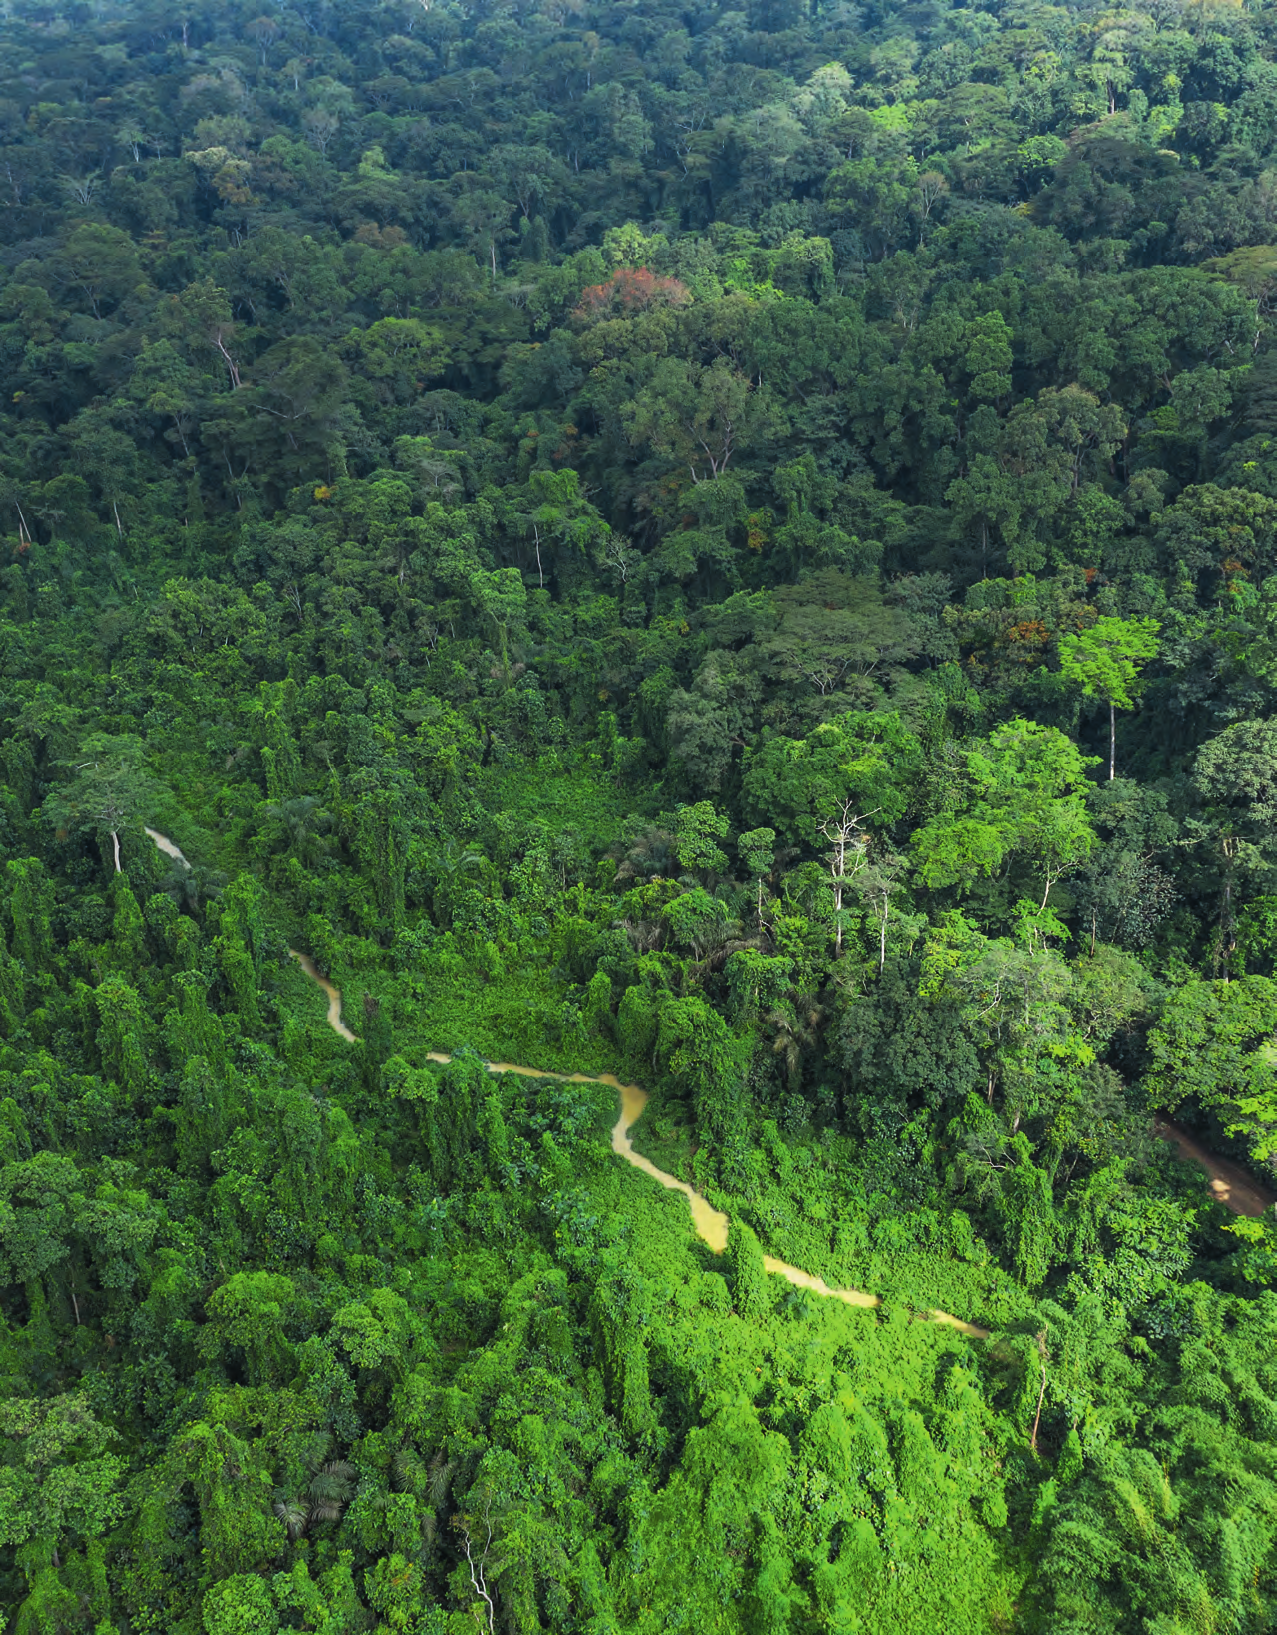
[{"left": 8, "top": 0, "right": 1277, "bottom": 1628}]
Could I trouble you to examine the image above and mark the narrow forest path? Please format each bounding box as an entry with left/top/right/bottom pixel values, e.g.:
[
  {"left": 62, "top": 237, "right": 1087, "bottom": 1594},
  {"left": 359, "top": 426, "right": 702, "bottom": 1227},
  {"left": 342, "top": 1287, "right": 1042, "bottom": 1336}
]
[
  {"left": 255, "top": 917, "right": 991, "bottom": 1328},
  {"left": 296, "top": 966, "right": 993, "bottom": 1338},
  {"left": 145, "top": 827, "right": 191, "bottom": 865},
  {"left": 145, "top": 830, "right": 1270, "bottom": 1341}
]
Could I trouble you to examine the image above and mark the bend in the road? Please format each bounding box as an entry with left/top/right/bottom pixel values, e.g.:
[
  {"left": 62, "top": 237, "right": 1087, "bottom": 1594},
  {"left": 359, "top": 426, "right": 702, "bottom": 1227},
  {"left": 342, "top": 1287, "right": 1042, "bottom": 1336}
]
[{"left": 152, "top": 829, "right": 1272, "bottom": 1334}]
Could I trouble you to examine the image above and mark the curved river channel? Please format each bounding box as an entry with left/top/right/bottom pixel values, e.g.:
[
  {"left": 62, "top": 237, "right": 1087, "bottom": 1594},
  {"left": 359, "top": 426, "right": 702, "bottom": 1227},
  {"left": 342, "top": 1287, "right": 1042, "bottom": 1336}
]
[{"left": 145, "top": 828, "right": 1276, "bottom": 1336}]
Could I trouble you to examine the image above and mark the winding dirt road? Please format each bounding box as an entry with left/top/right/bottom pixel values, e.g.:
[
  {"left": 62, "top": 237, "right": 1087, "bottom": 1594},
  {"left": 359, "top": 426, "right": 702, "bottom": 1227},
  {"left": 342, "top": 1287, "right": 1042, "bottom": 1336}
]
[
  {"left": 273, "top": 922, "right": 990, "bottom": 1337},
  {"left": 146, "top": 828, "right": 1272, "bottom": 1342},
  {"left": 1155, "top": 1118, "right": 1275, "bottom": 1218}
]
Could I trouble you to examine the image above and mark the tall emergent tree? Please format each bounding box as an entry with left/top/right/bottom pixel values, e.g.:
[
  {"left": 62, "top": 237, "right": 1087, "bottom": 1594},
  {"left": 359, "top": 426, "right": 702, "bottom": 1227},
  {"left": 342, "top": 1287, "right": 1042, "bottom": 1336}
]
[
  {"left": 1059, "top": 615, "right": 1160, "bottom": 780},
  {"left": 42, "top": 735, "right": 161, "bottom": 873}
]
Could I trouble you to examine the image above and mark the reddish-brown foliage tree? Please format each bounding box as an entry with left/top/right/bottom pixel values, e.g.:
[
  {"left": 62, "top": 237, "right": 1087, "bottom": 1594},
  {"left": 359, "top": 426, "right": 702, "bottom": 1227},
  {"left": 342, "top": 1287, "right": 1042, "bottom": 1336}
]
[{"left": 573, "top": 267, "right": 691, "bottom": 322}]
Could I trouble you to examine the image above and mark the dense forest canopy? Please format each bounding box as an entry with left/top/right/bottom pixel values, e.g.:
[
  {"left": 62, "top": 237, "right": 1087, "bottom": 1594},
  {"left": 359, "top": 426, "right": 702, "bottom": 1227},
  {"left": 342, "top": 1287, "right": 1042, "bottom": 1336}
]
[{"left": 8, "top": 0, "right": 1277, "bottom": 1629}]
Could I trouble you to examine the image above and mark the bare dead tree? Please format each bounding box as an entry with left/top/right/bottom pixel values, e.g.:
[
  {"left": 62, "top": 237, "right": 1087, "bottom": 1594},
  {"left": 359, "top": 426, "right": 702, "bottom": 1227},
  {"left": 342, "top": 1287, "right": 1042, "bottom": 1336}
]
[
  {"left": 457, "top": 1503, "right": 497, "bottom": 1635},
  {"left": 819, "top": 801, "right": 877, "bottom": 956}
]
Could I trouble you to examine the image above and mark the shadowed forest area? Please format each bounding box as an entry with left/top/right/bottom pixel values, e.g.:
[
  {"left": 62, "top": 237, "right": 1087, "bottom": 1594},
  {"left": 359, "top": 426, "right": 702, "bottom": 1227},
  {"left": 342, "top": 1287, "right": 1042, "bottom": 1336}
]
[{"left": 6, "top": 0, "right": 1277, "bottom": 1628}]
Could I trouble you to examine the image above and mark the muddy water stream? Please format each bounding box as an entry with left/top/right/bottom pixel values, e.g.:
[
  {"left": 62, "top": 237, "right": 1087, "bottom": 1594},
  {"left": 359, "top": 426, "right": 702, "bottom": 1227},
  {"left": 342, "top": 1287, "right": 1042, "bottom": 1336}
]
[
  {"left": 146, "top": 829, "right": 1271, "bottom": 1338},
  {"left": 287, "top": 950, "right": 358, "bottom": 1043},
  {"left": 336, "top": 995, "right": 991, "bottom": 1335}
]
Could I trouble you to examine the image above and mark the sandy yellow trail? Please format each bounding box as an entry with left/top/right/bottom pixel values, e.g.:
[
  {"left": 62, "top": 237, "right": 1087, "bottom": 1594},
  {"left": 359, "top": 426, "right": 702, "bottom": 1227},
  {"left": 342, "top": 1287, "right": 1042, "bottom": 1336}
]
[
  {"left": 146, "top": 829, "right": 993, "bottom": 1336},
  {"left": 279, "top": 924, "right": 991, "bottom": 1338},
  {"left": 148, "top": 825, "right": 1277, "bottom": 1327},
  {"left": 288, "top": 950, "right": 358, "bottom": 1043},
  {"left": 153, "top": 828, "right": 1270, "bottom": 1331}
]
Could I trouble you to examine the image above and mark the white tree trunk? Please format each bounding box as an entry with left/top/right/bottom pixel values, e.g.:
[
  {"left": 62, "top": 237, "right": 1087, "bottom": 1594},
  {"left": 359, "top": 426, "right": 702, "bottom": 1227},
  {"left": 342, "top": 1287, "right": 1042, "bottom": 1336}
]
[{"left": 1109, "top": 701, "right": 1116, "bottom": 781}]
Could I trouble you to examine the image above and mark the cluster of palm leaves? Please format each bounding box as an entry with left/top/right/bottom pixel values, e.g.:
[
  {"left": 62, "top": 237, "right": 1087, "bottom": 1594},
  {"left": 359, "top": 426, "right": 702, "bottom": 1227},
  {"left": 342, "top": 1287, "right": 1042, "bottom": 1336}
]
[{"left": 272, "top": 1455, "right": 357, "bottom": 1542}]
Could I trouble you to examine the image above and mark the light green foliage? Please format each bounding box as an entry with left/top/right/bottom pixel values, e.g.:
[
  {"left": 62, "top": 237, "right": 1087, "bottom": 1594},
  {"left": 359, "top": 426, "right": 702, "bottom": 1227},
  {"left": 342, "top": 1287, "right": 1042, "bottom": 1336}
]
[
  {"left": 726, "top": 949, "right": 793, "bottom": 1022},
  {"left": 1059, "top": 615, "right": 1160, "bottom": 777},
  {"left": 661, "top": 885, "right": 731, "bottom": 956},
  {"left": 1058, "top": 617, "right": 1161, "bottom": 715},
  {"left": 727, "top": 1219, "right": 769, "bottom": 1318},
  {"left": 914, "top": 720, "right": 1096, "bottom": 901},
  {"left": 1146, "top": 977, "right": 1277, "bottom": 1161},
  {"left": 0, "top": 1394, "right": 125, "bottom": 1551},
  {"left": 673, "top": 800, "right": 730, "bottom": 876},
  {"left": 743, "top": 712, "right": 924, "bottom": 844},
  {"left": 41, "top": 734, "right": 163, "bottom": 873},
  {"left": 737, "top": 826, "right": 775, "bottom": 881},
  {"left": 202, "top": 1574, "right": 278, "bottom": 1635},
  {"left": 333, "top": 1289, "right": 423, "bottom": 1378},
  {"left": 1194, "top": 718, "right": 1277, "bottom": 888},
  {"left": 201, "top": 1273, "right": 298, "bottom": 1385}
]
